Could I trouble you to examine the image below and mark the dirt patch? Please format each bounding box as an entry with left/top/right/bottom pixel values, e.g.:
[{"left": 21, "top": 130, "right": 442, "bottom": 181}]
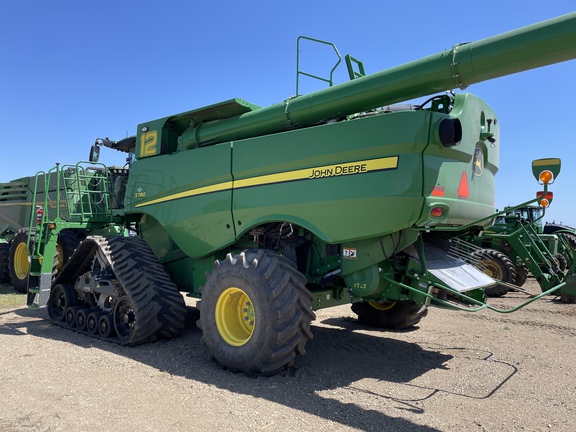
[{"left": 1, "top": 280, "right": 574, "bottom": 431}]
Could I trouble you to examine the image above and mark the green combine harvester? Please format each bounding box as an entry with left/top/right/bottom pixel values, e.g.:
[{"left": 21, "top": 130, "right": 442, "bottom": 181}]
[{"left": 1, "top": 12, "right": 576, "bottom": 376}]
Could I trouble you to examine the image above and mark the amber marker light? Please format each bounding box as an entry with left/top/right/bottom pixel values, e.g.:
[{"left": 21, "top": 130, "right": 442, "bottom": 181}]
[
  {"left": 539, "top": 198, "right": 550, "bottom": 208},
  {"left": 48, "top": 223, "right": 56, "bottom": 229},
  {"left": 539, "top": 170, "right": 554, "bottom": 184}
]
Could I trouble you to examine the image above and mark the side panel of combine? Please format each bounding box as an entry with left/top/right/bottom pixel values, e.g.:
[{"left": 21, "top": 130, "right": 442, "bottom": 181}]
[
  {"left": 125, "top": 143, "right": 235, "bottom": 259},
  {"left": 231, "top": 111, "right": 428, "bottom": 243}
]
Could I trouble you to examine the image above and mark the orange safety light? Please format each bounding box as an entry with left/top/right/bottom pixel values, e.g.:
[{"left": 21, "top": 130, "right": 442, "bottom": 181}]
[
  {"left": 536, "top": 191, "right": 553, "bottom": 207},
  {"left": 539, "top": 170, "right": 554, "bottom": 184}
]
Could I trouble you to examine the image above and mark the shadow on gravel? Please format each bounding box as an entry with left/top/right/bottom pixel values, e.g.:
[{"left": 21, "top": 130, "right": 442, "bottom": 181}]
[{"left": 3, "top": 304, "right": 516, "bottom": 432}]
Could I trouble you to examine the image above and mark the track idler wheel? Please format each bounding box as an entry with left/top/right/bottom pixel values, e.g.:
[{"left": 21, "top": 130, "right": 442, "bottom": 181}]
[
  {"left": 87, "top": 311, "right": 104, "bottom": 335},
  {"left": 98, "top": 314, "right": 115, "bottom": 338},
  {"left": 76, "top": 308, "right": 98, "bottom": 331},
  {"left": 66, "top": 305, "right": 83, "bottom": 327}
]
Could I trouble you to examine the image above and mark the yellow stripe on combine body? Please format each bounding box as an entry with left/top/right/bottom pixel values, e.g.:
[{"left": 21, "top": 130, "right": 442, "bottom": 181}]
[
  {"left": 136, "top": 181, "right": 234, "bottom": 207},
  {"left": 135, "top": 156, "right": 398, "bottom": 208}
]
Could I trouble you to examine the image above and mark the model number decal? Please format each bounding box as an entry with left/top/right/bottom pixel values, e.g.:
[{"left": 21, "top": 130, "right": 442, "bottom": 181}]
[{"left": 134, "top": 187, "right": 147, "bottom": 198}]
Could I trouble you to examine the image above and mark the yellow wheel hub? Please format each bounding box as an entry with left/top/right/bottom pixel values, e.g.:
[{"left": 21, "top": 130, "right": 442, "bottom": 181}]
[
  {"left": 215, "top": 287, "right": 255, "bottom": 346},
  {"left": 480, "top": 259, "right": 503, "bottom": 279},
  {"left": 368, "top": 300, "right": 396, "bottom": 311},
  {"left": 13, "top": 242, "right": 30, "bottom": 280}
]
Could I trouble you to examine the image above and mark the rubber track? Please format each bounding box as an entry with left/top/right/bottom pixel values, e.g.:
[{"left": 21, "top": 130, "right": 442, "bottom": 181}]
[
  {"left": 107, "top": 236, "right": 187, "bottom": 338},
  {"left": 52, "top": 235, "right": 186, "bottom": 345}
]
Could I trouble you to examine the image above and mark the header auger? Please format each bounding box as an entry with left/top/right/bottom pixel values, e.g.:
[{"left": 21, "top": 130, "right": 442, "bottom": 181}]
[{"left": 1, "top": 12, "right": 575, "bottom": 376}]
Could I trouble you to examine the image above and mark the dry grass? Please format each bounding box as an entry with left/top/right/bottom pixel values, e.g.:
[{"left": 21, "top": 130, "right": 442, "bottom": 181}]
[{"left": 0, "top": 284, "right": 26, "bottom": 309}]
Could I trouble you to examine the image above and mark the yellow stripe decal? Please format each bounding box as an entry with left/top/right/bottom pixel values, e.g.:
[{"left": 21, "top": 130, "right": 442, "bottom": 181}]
[
  {"left": 135, "top": 181, "right": 234, "bottom": 207},
  {"left": 135, "top": 156, "right": 398, "bottom": 208}
]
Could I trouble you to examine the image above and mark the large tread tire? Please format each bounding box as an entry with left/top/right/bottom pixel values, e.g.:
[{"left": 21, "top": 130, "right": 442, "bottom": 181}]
[
  {"left": 8, "top": 228, "right": 35, "bottom": 293},
  {"left": 351, "top": 300, "right": 428, "bottom": 330},
  {"left": 8, "top": 228, "right": 84, "bottom": 293},
  {"left": 197, "top": 249, "right": 315, "bottom": 377},
  {"left": 51, "top": 229, "right": 87, "bottom": 295},
  {"left": 0, "top": 243, "right": 10, "bottom": 283},
  {"left": 514, "top": 263, "right": 529, "bottom": 287},
  {"left": 472, "top": 248, "right": 516, "bottom": 297},
  {"left": 562, "top": 233, "right": 576, "bottom": 250},
  {"left": 53, "top": 230, "right": 86, "bottom": 277},
  {"left": 555, "top": 253, "right": 568, "bottom": 272}
]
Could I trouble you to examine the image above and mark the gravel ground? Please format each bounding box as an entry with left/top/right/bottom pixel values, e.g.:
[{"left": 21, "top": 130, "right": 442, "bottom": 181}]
[{"left": 1, "top": 279, "right": 575, "bottom": 432}]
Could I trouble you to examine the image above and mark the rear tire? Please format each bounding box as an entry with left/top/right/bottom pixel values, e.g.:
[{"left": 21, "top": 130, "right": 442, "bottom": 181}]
[
  {"left": 198, "top": 249, "right": 314, "bottom": 376},
  {"left": 555, "top": 253, "right": 568, "bottom": 272},
  {"left": 514, "top": 263, "right": 529, "bottom": 287},
  {"left": 351, "top": 300, "right": 428, "bottom": 330},
  {"left": 9, "top": 229, "right": 83, "bottom": 293},
  {"left": 472, "top": 249, "right": 516, "bottom": 297},
  {"left": 53, "top": 230, "right": 85, "bottom": 277}
]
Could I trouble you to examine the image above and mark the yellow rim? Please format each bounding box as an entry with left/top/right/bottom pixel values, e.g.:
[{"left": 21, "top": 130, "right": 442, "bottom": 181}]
[
  {"left": 480, "top": 259, "right": 503, "bottom": 279},
  {"left": 215, "top": 287, "right": 255, "bottom": 346},
  {"left": 368, "top": 300, "right": 396, "bottom": 311},
  {"left": 13, "top": 242, "right": 30, "bottom": 280}
]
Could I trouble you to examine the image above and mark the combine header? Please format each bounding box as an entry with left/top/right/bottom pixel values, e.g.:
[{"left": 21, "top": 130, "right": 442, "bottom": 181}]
[{"left": 1, "top": 12, "right": 575, "bottom": 376}]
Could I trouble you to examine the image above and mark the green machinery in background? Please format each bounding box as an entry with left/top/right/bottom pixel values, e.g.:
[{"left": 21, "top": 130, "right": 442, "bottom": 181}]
[
  {"left": 1, "top": 12, "right": 576, "bottom": 376},
  {"left": 468, "top": 195, "right": 576, "bottom": 298}
]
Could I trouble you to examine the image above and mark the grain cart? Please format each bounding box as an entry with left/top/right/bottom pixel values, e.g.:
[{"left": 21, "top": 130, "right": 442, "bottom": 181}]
[{"left": 12, "top": 13, "right": 576, "bottom": 376}]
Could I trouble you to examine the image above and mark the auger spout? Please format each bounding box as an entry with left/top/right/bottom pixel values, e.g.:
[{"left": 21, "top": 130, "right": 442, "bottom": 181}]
[{"left": 178, "top": 12, "right": 576, "bottom": 149}]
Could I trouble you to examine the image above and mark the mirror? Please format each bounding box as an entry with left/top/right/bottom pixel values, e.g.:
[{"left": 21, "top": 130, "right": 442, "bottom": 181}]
[{"left": 89, "top": 144, "right": 100, "bottom": 163}]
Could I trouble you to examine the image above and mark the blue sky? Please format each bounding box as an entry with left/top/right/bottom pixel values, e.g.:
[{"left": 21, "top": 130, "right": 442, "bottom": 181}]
[{"left": 1, "top": 1, "right": 575, "bottom": 226}]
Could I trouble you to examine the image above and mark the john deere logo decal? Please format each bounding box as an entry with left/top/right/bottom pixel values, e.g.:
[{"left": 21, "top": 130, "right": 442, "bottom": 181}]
[{"left": 473, "top": 147, "right": 483, "bottom": 176}]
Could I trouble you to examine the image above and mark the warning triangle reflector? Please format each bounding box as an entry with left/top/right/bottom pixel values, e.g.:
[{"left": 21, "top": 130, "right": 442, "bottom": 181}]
[{"left": 458, "top": 171, "right": 469, "bottom": 199}]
